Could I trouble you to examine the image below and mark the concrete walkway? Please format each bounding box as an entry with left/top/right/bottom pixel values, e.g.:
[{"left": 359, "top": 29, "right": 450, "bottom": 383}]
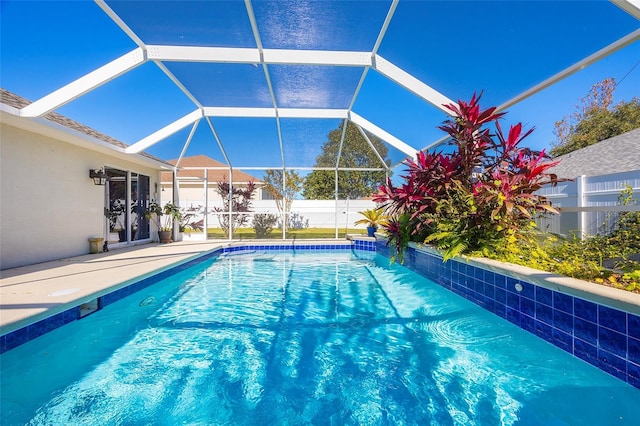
[{"left": 0, "top": 241, "right": 226, "bottom": 335}]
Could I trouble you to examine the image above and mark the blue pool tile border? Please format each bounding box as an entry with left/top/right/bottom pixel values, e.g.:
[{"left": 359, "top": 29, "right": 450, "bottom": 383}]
[
  {"left": 0, "top": 240, "right": 375, "bottom": 354},
  {"left": 376, "top": 240, "right": 640, "bottom": 389}
]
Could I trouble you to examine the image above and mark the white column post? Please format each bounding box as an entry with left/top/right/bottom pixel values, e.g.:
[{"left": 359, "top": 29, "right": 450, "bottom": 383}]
[
  {"left": 334, "top": 169, "right": 339, "bottom": 239},
  {"left": 577, "top": 175, "right": 586, "bottom": 240},
  {"left": 282, "top": 169, "right": 287, "bottom": 240},
  {"left": 204, "top": 169, "right": 209, "bottom": 240},
  {"left": 126, "top": 170, "right": 132, "bottom": 243},
  {"left": 228, "top": 169, "right": 233, "bottom": 240},
  {"left": 173, "top": 170, "right": 179, "bottom": 241}
]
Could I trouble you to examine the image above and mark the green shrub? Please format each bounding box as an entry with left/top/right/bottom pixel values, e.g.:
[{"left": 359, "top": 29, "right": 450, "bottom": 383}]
[{"left": 252, "top": 214, "right": 279, "bottom": 238}]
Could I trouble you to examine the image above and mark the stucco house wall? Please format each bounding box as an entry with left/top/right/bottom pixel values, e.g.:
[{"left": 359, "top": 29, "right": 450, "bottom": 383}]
[
  {"left": 159, "top": 155, "right": 267, "bottom": 207},
  {"left": 0, "top": 89, "right": 168, "bottom": 269},
  {"left": 161, "top": 182, "right": 268, "bottom": 209},
  {"left": 0, "top": 123, "right": 163, "bottom": 269}
]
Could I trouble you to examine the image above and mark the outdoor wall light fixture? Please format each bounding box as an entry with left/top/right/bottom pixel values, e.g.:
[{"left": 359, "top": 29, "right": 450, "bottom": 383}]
[{"left": 89, "top": 168, "right": 108, "bottom": 185}]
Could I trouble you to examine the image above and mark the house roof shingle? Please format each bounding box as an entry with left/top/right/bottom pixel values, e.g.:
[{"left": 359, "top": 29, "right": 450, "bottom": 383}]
[
  {"left": 1, "top": 88, "right": 170, "bottom": 166},
  {"left": 547, "top": 128, "right": 640, "bottom": 179},
  {"left": 161, "top": 155, "right": 262, "bottom": 183}
]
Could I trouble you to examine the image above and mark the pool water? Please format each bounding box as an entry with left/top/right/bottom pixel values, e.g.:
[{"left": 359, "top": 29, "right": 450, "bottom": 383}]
[{"left": 2, "top": 251, "right": 639, "bottom": 425}]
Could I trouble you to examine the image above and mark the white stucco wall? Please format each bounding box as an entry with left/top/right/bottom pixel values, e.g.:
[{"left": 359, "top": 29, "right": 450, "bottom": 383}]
[
  {"left": 161, "top": 183, "right": 267, "bottom": 207},
  {"left": 0, "top": 123, "right": 162, "bottom": 269}
]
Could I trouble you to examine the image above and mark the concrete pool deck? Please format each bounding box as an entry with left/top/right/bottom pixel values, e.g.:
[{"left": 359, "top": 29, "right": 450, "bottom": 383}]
[
  {"left": 0, "top": 238, "right": 362, "bottom": 336},
  {"left": 0, "top": 241, "right": 228, "bottom": 335}
]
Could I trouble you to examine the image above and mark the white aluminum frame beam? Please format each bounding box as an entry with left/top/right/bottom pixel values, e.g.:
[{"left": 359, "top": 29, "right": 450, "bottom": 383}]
[
  {"left": 347, "top": 0, "right": 399, "bottom": 111},
  {"left": 355, "top": 124, "right": 391, "bottom": 170},
  {"left": 175, "top": 119, "right": 200, "bottom": 169},
  {"left": 20, "top": 48, "right": 145, "bottom": 117},
  {"left": 95, "top": 0, "right": 146, "bottom": 47},
  {"left": 372, "top": 0, "right": 399, "bottom": 54},
  {"left": 202, "top": 107, "right": 348, "bottom": 119},
  {"left": 152, "top": 61, "right": 203, "bottom": 108},
  {"left": 420, "top": 27, "right": 640, "bottom": 152},
  {"left": 37, "top": 0, "right": 635, "bottom": 168},
  {"left": 245, "top": 0, "right": 286, "bottom": 172},
  {"left": 145, "top": 45, "right": 371, "bottom": 67},
  {"left": 612, "top": 0, "right": 640, "bottom": 19},
  {"left": 419, "top": 135, "right": 451, "bottom": 154},
  {"left": 205, "top": 116, "right": 232, "bottom": 167},
  {"left": 373, "top": 55, "right": 455, "bottom": 115},
  {"left": 147, "top": 45, "right": 260, "bottom": 63},
  {"left": 263, "top": 49, "right": 371, "bottom": 67},
  {"left": 279, "top": 108, "right": 348, "bottom": 119},
  {"left": 180, "top": 166, "right": 386, "bottom": 172},
  {"left": 126, "top": 109, "right": 203, "bottom": 153},
  {"left": 497, "top": 28, "right": 640, "bottom": 112},
  {"left": 349, "top": 112, "right": 417, "bottom": 157},
  {"left": 203, "top": 107, "right": 276, "bottom": 118}
]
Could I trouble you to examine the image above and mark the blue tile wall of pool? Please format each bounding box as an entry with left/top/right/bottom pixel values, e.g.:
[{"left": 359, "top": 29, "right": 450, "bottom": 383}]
[
  {"left": 0, "top": 241, "right": 376, "bottom": 354},
  {"left": 375, "top": 241, "right": 640, "bottom": 389}
]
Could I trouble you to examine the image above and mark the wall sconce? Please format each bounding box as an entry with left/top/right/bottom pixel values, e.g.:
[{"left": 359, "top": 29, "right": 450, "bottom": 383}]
[{"left": 89, "top": 168, "right": 108, "bottom": 186}]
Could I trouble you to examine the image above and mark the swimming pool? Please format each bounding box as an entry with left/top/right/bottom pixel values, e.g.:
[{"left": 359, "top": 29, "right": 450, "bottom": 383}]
[{"left": 2, "top": 250, "right": 639, "bottom": 424}]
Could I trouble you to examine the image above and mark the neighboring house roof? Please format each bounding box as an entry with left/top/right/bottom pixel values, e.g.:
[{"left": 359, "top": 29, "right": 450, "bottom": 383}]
[
  {"left": 547, "top": 128, "right": 640, "bottom": 179},
  {"left": 161, "top": 155, "right": 262, "bottom": 183},
  {"left": 0, "top": 88, "right": 170, "bottom": 166}
]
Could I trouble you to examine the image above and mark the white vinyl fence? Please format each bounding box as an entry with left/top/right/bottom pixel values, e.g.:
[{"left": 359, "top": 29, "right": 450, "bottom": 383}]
[
  {"left": 535, "top": 170, "right": 640, "bottom": 238},
  {"left": 176, "top": 198, "right": 379, "bottom": 240}
]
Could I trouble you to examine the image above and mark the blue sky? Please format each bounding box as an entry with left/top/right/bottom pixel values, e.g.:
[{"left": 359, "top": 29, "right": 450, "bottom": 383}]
[{"left": 1, "top": 0, "right": 639, "bottom": 171}]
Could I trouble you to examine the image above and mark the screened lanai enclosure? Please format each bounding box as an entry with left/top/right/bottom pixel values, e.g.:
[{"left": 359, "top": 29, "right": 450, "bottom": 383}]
[{"left": 2, "top": 0, "right": 639, "bottom": 242}]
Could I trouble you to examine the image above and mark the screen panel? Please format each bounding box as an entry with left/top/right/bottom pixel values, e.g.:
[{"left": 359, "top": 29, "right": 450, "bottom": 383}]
[
  {"left": 270, "top": 65, "right": 365, "bottom": 109},
  {"left": 254, "top": 0, "right": 392, "bottom": 51},
  {"left": 1, "top": 1, "right": 135, "bottom": 99},
  {"left": 106, "top": 0, "right": 256, "bottom": 48},
  {"left": 378, "top": 1, "right": 640, "bottom": 107},
  {"left": 165, "top": 62, "right": 272, "bottom": 107}
]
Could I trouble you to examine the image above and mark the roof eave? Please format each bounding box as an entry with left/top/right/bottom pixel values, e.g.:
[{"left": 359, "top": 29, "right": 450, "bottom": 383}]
[{"left": 0, "top": 106, "right": 173, "bottom": 170}]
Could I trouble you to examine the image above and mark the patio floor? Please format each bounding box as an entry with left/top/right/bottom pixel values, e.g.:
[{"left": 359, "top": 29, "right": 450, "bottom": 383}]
[{"left": 0, "top": 241, "right": 227, "bottom": 335}]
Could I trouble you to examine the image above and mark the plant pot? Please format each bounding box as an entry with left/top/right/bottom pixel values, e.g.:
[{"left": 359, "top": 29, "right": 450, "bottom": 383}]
[
  {"left": 367, "top": 226, "right": 377, "bottom": 237},
  {"left": 158, "top": 230, "right": 172, "bottom": 243},
  {"left": 88, "top": 237, "right": 104, "bottom": 254}
]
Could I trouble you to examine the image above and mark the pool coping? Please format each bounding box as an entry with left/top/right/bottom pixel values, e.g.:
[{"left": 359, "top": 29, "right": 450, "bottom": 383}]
[
  {"left": 0, "top": 241, "right": 225, "bottom": 336},
  {"left": 409, "top": 243, "right": 640, "bottom": 316},
  {"left": 0, "top": 238, "right": 375, "bottom": 348}
]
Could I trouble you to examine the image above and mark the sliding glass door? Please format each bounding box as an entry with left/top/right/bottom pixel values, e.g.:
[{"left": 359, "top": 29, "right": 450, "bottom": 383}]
[
  {"left": 131, "top": 172, "right": 150, "bottom": 241},
  {"left": 105, "top": 168, "right": 151, "bottom": 244}
]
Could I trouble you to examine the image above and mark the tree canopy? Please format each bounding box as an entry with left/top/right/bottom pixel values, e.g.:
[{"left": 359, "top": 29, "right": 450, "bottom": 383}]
[
  {"left": 551, "top": 78, "right": 640, "bottom": 157},
  {"left": 302, "top": 121, "right": 390, "bottom": 199}
]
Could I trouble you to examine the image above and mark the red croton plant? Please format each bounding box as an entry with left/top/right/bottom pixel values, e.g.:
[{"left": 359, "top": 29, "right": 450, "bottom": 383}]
[{"left": 374, "top": 93, "right": 566, "bottom": 262}]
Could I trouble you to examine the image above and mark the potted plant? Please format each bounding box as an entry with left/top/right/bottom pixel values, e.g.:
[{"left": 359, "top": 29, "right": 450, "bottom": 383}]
[
  {"left": 355, "top": 207, "right": 388, "bottom": 237},
  {"left": 146, "top": 201, "right": 182, "bottom": 243},
  {"left": 104, "top": 199, "right": 127, "bottom": 242}
]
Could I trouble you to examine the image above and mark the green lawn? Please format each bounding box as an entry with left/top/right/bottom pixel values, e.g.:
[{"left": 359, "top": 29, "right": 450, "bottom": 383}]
[{"left": 206, "top": 227, "right": 367, "bottom": 239}]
